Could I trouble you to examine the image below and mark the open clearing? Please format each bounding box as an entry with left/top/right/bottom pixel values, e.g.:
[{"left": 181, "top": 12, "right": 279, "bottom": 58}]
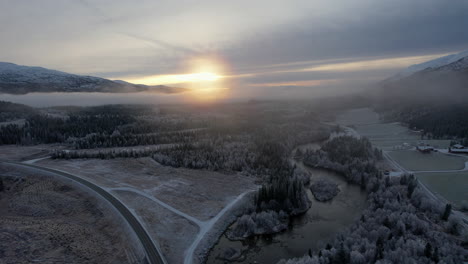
[
  {"left": 0, "top": 163, "right": 143, "bottom": 264},
  {"left": 337, "top": 108, "right": 468, "bottom": 214},
  {"left": 417, "top": 172, "right": 468, "bottom": 207},
  {"left": 0, "top": 144, "right": 58, "bottom": 161},
  {"left": 36, "top": 157, "right": 255, "bottom": 221},
  {"left": 115, "top": 190, "right": 199, "bottom": 264},
  {"left": 336, "top": 108, "right": 451, "bottom": 150},
  {"left": 34, "top": 156, "right": 256, "bottom": 263},
  {"left": 388, "top": 150, "right": 467, "bottom": 171}
]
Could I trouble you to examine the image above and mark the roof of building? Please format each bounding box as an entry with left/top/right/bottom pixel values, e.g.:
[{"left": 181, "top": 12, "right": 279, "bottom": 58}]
[
  {"left": 450, "top": 148, "right": 468, "bottom": 153},
  {"left": 417, "top": 145, "right": 433, "bottom": 150}
]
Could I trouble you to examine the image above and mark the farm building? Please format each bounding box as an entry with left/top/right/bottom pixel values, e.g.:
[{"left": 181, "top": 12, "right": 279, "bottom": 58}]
[
  {"left": 416, "top": 145, "right": 434, "bottom": 153},
  {"left": 449, "top": 144, "right": 468, "bottom": 154}
]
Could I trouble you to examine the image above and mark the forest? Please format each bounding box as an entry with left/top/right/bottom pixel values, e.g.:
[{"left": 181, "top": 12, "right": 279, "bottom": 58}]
[
  {"left": 303, "top": 136, "right": 383, "bottom": 186},
  {"left": 228, "top": 165, "right": 311, "bottom": 240},
  {"left": 377, "top": 103, "right": 468, "bottom": 144},
  {"left": 0, "top": 101, "right": 34, "bottom": 122},
  {"left": 282, "top": 136, "right": 467, "bottom": 264},
  {"left": 0, "top": 103, "right": 207, "bottom": 147},
  {"left": 280, "top": 173, "right": 466, "bottom": 264}
]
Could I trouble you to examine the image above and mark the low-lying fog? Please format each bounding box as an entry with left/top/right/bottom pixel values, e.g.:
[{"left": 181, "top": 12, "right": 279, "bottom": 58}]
[
  {"left": 0, "top": 92, "right": 185, "bottom": 107},
  {"left": 0, "top": 81, "right": 370, "bottom": 107}
]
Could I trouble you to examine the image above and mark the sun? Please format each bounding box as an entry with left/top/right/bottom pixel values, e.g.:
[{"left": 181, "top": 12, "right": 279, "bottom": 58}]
[
  {"left": 125, "top": 71, "right": 221, "bottom": 86},
  {"left": 124, "top": 55, "right": 230, "bottom": 103},
  {"left": 126, "top": 56, "right": 226, "bottom": 84},
  {"left": 182, "top": 57, "right": 230, "bottom": 102},
  {"left": 129, "top": 56, "right": 230, "bottom": 102}
]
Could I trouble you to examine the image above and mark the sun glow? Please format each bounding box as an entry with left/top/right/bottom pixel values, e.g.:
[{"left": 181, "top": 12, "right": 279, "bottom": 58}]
[
  {"left": 127, "top": 55, "right": 230, "bottom": 103},
  {"left": 127, "top": 71, "right": 222, "bottom": 86}
]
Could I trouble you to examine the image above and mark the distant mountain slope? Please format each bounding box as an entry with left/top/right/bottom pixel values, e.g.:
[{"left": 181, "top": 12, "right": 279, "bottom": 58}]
[
  {"left": 387, "top": 49, "right": 468, "bottom": 81},
  {"left": 373, "top": 50, "right": 468, "bottom": 104},
  {"left": 370, "top": 51, "right": 468, "bottom": 143},
  {"left": 0, "top": 62, "right": 186, "bottom": 94}
]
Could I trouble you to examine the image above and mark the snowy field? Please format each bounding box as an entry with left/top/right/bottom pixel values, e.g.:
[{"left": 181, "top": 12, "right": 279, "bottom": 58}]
[
  {"left": 34, "top": 157, "right": 257, "bottom": 263},
  {"left": 0, "top": 144, "right": 59, "bottom": 161},
  {"left": 0, "top": 163, "right": 144, "bottom": 264},
  {"left": 336, "top": 108, "right": 451, "bottom": 150},
  {"left": 37, "top": 157, "right": 255, "bottom": 220},
  {"left": 388, "top": 150, "right": 468, "bottom": 171},
  {"left": 417, "top": 172, "right": 468, "bottom": 207},
  {"left": 115, "top": 190, "right": 199, "bottom": 263},
  {"left": 336, "top": 108, "right": 468, "bottom": 212}
]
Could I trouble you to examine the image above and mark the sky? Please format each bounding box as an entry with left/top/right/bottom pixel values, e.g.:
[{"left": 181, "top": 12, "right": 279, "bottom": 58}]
[{"left": 1, "top": 0, "right": 468, "bottom": 102}]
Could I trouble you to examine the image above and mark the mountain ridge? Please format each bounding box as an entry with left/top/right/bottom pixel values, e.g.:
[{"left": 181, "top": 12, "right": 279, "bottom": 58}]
[
  {"left": 386, "top": 49, "right": 468, "bottom": 82},
  {"left": 371, "top": 50, "right": 468, "bottom": 105},
  {"left": 0, "top": 62, "right": 186, "bottom": 95}
]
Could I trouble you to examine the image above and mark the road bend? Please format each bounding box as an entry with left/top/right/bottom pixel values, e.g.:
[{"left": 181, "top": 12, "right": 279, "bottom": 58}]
[{"left": 0, "top": 160, "right": 167, "bottom": 264}]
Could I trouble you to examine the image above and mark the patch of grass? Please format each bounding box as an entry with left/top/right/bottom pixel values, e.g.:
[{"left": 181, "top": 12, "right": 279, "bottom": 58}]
[
  {"left": 417, "top": 172, "right": 468, "bottom": 207},
  {"left": 388, "top": 150, "right": 467, "bottom": 171}
]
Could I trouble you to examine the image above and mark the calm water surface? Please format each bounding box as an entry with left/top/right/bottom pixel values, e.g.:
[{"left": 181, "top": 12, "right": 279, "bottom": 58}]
[{"left": 206, "top": 155, "right": 367, "bottom": 264}]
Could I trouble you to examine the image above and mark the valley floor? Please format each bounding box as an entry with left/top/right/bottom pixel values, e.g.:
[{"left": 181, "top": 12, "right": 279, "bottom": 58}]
[
  {"left": 0, "top": 163, "right": 144, "bottom": 264},
  {"left": 336, "top": 108, "right": 468, "bottom": 211},
  {"left": 0, "top": 145, "right": 257, "bottom": 264}
]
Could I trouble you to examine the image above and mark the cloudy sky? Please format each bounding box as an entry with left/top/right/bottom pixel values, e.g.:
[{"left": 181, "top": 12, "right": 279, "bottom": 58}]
[{"left": 1, "top": 0, "right": 467, "bottom": 100}]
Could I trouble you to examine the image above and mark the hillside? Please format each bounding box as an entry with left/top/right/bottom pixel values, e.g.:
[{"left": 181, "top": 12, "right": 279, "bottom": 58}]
[
  {"left": 372, "top": 50, "right": 468, "bottom": 104},
  {"left": 0, "top": 62, "right": 185, "bottom": 94},
  {"left": 387, "top": 49, "right": 468, "bottom": 81},
  {"left": 371, "top": 50, "right": 468, "bottom": 142}
]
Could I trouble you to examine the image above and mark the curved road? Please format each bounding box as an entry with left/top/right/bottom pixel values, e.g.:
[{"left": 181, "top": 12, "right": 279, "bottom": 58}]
[{"left": 0, "top": 159, "right": 167, "bottom": 264}]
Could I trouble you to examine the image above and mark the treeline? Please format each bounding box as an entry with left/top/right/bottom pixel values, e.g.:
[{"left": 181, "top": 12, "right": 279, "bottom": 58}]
[
  {"left": 282, "top": 136, "right": 466, "bottom": 264},
  {"left": 0, "top": 114, "right": 134, "bottom": 145},
  {"left": 51, "top": 146, "right": 172, "bottom": 160},
  {"left": 70, "top": 130, "right": 198, "bottom": 149},
  {"left": 152, "top": 139, "right": 254, "bottom": 172},
  {"left": 151, "top": 128, "right": 329, "bottom": 175},
  {"left": 0, "top": 103, "right": 206, "bottom": 147},
  {"left": 0, "top": 101, "right": 33, "bottom": 122},
  {"left": 280, "top": 174, "right": 466, "bottom": 264},
  {"left": 228, "top": 165, "right": 311, "bottom": 239},
  {"left": 152, "top": 136, "right": 299, "bottom": 174},
  {"left": 255, "top": 166, "right": 311, "bottom": 215},
  {"left": 151, "top": 113, "right": 330, "bottom": 174},
  {"left": 303, "top": 136, "right": 383, "bottom": 186},
  {"left": 378, "top": 103, "right": 468, "bottom": 143}
]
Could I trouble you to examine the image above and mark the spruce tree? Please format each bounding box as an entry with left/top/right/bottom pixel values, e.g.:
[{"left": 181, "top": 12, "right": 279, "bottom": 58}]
[{"left": 442, "top": 204, "right": 452, "bottom": 221}]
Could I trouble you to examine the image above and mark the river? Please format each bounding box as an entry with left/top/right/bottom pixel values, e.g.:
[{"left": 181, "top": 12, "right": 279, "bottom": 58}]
[{"left": 205, "top": 143, "right": 367, "bottom": 263}]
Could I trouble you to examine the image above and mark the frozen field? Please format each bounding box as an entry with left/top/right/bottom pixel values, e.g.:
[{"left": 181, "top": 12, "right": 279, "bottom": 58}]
[
  {"left": 0, "top": 144, "right": 59, "bottom": 161},
  {"left": 336, "top": 108, "right": 451, "bottom": 150},
  {"left": 337, "top": 108, "right": 468, "bottom": 212},
  {"left": 37, "top": 157, "right": 255, "bottom": 220},
  {"left": 0, "top": 163, "right": 143, "bottom": 264},
  {"left": 115, "top": 190, "right": 199, "bottom": 264},
  {"left": 417, "top": 172, "right": 468, "bottom": 207},
  {"left": 34, "top": 157, "right": 256, "bottom": 263},
  {"left": 388, "top": 150, "right": 468, "bottom": 171}
]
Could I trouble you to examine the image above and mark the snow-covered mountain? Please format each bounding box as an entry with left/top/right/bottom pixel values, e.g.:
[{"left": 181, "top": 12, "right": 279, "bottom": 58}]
[
  {"left": 0, "top": 62, "right": 185, "bottom": 94},
  {"left": 431, "top": 56, "right": 468, "bottom": 72},
  {"left": 373, "top": 49, "right": 468, "bottom": 104},
  {"left": 388, "top": 49, "right": 468, "bottom": 81}
]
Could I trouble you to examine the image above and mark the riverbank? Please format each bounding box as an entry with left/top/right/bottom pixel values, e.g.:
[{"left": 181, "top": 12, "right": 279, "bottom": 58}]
[
  {"left": 336, "top": 108, "right": 468, "bottom": 209},
  {"left": 205, "top": 142, "right": 367, "bottom": 263}
]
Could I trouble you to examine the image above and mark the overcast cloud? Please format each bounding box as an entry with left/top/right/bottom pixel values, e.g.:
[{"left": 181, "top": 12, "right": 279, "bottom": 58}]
[{"left": 0, "top": 0, "right": 467, "bottom": 100}]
